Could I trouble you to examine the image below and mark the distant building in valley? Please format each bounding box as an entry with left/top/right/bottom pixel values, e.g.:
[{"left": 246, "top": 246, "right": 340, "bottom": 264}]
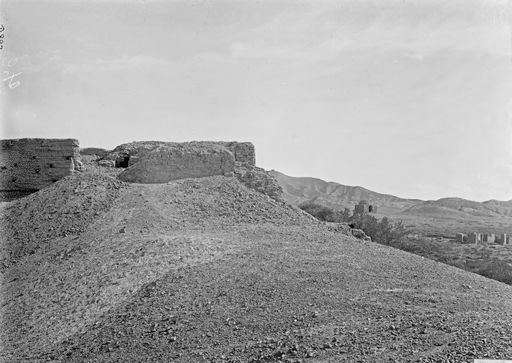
[
  {"left": 467, "top": 232, "right": 481, "bottom": 244},
  {"left": 353, "top": 200, "right": 377, "bottom": 215},
  {"left": 497, "top": 234, "right": 508, "bottom": 245},
  {"left": 482, "top": 233, "right": 496, "bottom": 244},
  {"left": 461, "top": 232, "right": 509, "bottom": 245}
]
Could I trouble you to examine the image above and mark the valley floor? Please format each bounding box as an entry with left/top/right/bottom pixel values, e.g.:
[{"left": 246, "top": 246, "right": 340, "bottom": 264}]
[{"left": 389, "top": 236, "right": 512, "bottom": 287}]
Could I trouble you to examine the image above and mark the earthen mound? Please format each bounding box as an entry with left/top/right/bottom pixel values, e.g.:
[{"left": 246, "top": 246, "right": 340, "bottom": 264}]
[
  {"left": 233, "top": 163, "right": 283, "bottom": 201},
  {"left": 0, "top": 173, "right": 313, "bottom": 360},
  {"left": 0, "top": 173, "right": 125, "bottom": 270},
  {"left": 3, "top": 162, "right": 512, "bottom": 362}
]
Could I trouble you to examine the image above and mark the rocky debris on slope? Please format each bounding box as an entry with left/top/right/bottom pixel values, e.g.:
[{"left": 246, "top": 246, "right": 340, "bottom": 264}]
[
  {"left": 35, "top": 225, "right": 512, "bottom": 363},
  {"left": 0, "top": 174, "right": 314, "bottom": 361},
  {"left": 0, "top": 173, "right": 125, "bottom": 270},
  {"left": 79, "top": 155, "right": 121, "bottom": 177},
  {"left": 98, "top": 159, "right": 115, "bottom": 168},
  {"left": 351, "top": 228, "right": 372, "bottom": 241},
  {"left": 233, "top": 163, "right": 283, "bottom": 201},
  {"left": 325, "top": 222, "right": 371, "bottom": 241},
  {"left": 0, "top": 181, "right": 240, "bottom": 361},
  {"left": 325, "top": 222, "right": 353, "bottom": 235},
  {"left": 0, "top": 138, "right": 83, "bottom": 191},
  {"left": 143, "top": 176, "right": 309, "bottom": 228},
  {"left": 3, "top": 169, "right": 512, "bottom": 362}
]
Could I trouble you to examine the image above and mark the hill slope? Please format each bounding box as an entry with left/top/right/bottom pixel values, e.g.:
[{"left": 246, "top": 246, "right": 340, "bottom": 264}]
[
  {"left": 482, "top": 199, "right": 512, "bottom": 217},
  {"left": 402, "top": 197, "right": 505, "bottom": 219},
  {"left": 397, "top": 198, "right": 512, "bottom": 234},
  {"left": 2, "top": 172, "right": 512, "bottom": 362},
  {"left": 269, "top": 170, "right": 419, "bottom": 214},
  {"left": 271, "top": 170, "right": 512, "bottom": 234}
]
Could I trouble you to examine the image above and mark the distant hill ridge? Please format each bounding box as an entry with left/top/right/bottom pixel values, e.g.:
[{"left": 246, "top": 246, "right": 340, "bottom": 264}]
[{"left": 270, "top": 170, "right": 512, "bottom": 218}]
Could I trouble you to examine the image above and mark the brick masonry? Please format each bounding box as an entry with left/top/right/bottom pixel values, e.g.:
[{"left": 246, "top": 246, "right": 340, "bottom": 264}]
[{"left": 0, "top": 138, "right": 81, "bottom": 191}]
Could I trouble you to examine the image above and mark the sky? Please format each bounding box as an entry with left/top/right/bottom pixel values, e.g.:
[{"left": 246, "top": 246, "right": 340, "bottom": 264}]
[{"left": 1, "top": 0, "right": 511, "bottom": 202}]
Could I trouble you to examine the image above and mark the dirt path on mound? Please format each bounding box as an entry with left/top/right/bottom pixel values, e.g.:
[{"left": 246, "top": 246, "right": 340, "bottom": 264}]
[
  {"left": 1, "top": 176, "right": 314, "bottom": 361},
  {"left": 2, "top": 175, "right": 512, "bottom": 362},
  {"left": 40, "top": 224, "right": 512, "bottom": 363}
]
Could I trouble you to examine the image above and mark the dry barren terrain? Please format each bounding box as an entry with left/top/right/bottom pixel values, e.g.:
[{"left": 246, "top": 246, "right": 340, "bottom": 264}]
[
  {"left": 2, "top": 171, "right": 512, "bottom": 362},
  {"left": 271, "top": 170, "right": 512, "bottom": 236}
]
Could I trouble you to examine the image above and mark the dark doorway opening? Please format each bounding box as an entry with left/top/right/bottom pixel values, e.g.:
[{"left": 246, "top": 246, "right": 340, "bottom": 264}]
[{"left": 116, "top": 154, "right": 130, "bottom": 168}]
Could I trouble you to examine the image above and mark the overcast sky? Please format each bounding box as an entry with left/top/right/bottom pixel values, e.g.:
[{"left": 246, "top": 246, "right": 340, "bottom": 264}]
[{"left": 1, "top": 0, "right": 511, "bottom": 202}]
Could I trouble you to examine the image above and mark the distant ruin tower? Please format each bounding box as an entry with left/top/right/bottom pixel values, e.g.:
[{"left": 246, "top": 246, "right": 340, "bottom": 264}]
[
  {"left": 497, "top": 233, "right": 508, "bottom": 245},
  {"left": 468, "top": 232, "right": 481, "bottom": 244},
  {"left": 354, "top": 200, "right": 377, "bottom": 215}
]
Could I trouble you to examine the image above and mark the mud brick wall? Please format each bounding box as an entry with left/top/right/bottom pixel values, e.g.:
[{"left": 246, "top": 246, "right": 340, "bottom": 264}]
[
  {"left": 233, "top": 164, "right": 283, "bottom": 201},
  {"left": 118, "top": 144, "right": 235, "bottom": 183},
  {"left": 222, "top": 142, "right": 256, "bottom": 166},
  {"left": 110, "top": 141, "right": 256, "bottom": 167},
  {"left": 0, "top": 138, "right": 81, "bottom": 191}
]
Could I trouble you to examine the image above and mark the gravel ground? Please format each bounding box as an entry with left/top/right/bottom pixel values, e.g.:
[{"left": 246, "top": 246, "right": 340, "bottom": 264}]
[
  {"left": 0, "top": 173, "right": 125, "bottom": 270},
  {"left": 2, "top": 173, "right": 512, "bottom": 362}
]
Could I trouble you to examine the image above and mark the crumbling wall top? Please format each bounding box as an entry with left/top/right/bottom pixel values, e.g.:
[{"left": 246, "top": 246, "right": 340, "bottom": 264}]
[{"left": 109, "top": 141, "right": 255, "bottom": 166}]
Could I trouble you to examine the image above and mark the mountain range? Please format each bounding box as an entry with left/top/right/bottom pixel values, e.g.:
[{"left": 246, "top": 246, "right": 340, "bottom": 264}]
[{"left": 270, "top": 170, "right": 512, "bottom": 231}]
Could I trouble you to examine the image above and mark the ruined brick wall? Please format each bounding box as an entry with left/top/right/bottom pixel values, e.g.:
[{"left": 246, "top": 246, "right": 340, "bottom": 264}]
[
  {"left": 0, "top": 138, "right": 81, "bottom": 191},
  {"left": 222, "top": 142, "right": 255, "bottom": 165},
  {"left": 109, "top": 141, "right": 256, "bottom": 166},
  {"left": 108, "top": 140, "right": 273, "bottom": 197},
  {"left": 117, "top": 143, "right": 235, "bottom": 183},
  {"left": 468, "top": 232, "right": 480, "bottom": 244},
  {"left": 233, "top": 164, "right": 283, "bottom": 201},
  {"left": 482, "top": 233, "right": 496, "bottom": 243},
  {"left": 354, "top": 204, "right": 368, "bottom": 214}
]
